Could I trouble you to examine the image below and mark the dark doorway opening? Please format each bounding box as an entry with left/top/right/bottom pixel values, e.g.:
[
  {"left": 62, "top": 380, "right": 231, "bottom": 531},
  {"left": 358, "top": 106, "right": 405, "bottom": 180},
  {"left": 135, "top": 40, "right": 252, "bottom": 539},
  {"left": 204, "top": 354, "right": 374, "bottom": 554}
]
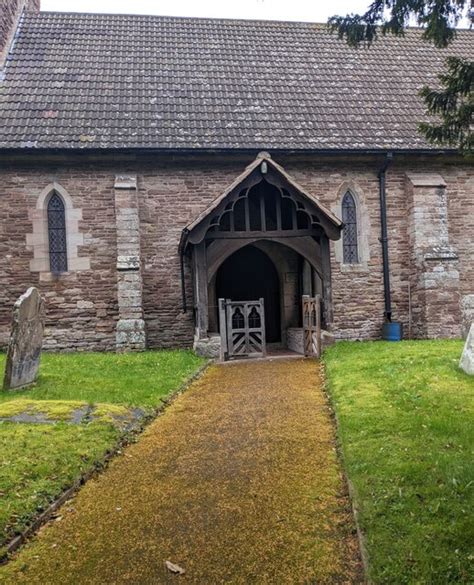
[{"left": 216, "top": 245, "right": 281, "bottom": 342}]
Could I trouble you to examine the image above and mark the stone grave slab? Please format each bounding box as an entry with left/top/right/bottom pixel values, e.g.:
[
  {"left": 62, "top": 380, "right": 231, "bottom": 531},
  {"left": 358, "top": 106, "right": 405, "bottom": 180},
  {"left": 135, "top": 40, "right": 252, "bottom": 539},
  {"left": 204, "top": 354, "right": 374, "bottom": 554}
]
[
  {"left": 459, "top": 323, "right": 474, "bottom": 376},
  {"left": 3, "top": 287, "right": 45, "bottom": 390}
]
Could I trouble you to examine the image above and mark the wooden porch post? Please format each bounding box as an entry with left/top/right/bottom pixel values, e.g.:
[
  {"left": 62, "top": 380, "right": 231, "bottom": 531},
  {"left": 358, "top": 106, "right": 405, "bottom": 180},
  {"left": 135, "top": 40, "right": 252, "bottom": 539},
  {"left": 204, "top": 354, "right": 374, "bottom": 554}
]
[
  {"left": 192, "top": 241, "right": 209, "bottom": 340},
  {"left": 320, "top": 234, "right": 333, "bottom": 325}
]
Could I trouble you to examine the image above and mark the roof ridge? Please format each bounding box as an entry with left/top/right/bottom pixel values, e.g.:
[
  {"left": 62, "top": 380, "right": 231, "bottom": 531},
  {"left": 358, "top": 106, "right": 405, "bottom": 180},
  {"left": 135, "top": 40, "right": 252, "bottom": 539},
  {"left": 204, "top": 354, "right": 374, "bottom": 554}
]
[
  {"left": 36, "top": 11, "right": 329, "bottom": 27},
  {"left": 28, "top": 11, "right": 473, "bottom": 33}
]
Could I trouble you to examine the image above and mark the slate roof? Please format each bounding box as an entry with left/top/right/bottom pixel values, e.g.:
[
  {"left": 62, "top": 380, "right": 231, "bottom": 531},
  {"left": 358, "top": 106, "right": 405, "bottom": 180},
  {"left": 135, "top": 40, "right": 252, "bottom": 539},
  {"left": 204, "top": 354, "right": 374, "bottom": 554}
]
[{"left": 0, "top": 11, "right": 472, "bottom": 151}]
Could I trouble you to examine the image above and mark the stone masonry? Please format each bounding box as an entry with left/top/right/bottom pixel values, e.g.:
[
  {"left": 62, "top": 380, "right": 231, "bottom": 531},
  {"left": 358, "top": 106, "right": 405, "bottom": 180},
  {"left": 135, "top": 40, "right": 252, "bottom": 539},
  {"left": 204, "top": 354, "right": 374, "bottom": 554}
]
[
  {"left": 406, "top": 173, "right": 461, "bottom": 338},
  {"left": 114, "top": 174, "right": 146, "bottom": 351},
  {"left": 0, "top": 152, "right": 472, "bottom": 350},
  {"left": 0, "top": 0, "right": 39, "bottom": 67}
]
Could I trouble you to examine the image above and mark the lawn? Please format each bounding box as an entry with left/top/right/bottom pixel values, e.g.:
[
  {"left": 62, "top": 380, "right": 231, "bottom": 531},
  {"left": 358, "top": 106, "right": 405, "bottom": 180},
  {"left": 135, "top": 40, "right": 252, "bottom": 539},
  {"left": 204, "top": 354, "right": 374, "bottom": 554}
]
[
  {"left": 324, "top": 340, "right": 474, "bottom": 584},
  {"left": 0, "top": 350, "right": 204, "bottom": 407},
  {"left": 0, "top": 422, "right": 119, "bottom": 555},
  {"left": 0, "top": 350, "right": 205, "bottom": 555}
]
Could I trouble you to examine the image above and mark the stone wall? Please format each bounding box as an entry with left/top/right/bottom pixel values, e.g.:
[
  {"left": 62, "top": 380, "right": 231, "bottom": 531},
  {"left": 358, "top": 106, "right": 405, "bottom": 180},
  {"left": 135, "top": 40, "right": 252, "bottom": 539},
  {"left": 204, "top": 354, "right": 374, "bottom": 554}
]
[
  {"left": 0, "top": 0, "right": 39, "bottom": 67},
  {"left": 0, "top": 152, "right": 472, "bottom": 350},
  {"left": 0, "top": 163, "right": 118, "bottom": 350},
  {"left": 287, "top": 327, "right": 304, "bottom": 354},
  {"left": 444, "top": 165, "right": 474, "bottom": 338}
]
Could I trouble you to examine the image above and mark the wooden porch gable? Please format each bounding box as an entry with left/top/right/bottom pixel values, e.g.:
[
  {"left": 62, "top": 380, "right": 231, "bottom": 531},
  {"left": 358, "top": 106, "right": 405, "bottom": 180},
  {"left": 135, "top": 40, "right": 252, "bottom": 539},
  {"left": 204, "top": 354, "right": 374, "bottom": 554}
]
[{"left": 180, "top": 152, "right": 343, "bottom": 251}]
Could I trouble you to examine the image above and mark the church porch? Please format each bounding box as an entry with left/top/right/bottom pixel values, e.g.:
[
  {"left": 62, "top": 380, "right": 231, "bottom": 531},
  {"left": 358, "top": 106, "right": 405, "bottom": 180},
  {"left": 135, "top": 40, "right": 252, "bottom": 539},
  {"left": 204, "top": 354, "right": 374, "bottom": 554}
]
[{"left": 180, "top": 153, "right": 343, "bottom": 360}]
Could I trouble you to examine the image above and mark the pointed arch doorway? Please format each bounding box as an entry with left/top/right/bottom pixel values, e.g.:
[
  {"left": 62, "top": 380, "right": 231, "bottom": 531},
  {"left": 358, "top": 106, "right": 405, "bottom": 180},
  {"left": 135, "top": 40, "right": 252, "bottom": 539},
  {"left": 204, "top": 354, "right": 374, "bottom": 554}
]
[{"left": 216, "top": 244, "right": 281, "bottom": 343}]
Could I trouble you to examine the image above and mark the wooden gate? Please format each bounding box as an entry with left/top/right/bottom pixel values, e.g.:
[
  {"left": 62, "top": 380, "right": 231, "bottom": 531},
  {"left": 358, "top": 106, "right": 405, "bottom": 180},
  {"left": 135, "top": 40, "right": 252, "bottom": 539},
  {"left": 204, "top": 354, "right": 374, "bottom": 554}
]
[
  {"left": 302, "top": 294, "right": 322, "bottom": 358},
  {"left": 218, "top": 298, "right": 266, "bottom": 360}
]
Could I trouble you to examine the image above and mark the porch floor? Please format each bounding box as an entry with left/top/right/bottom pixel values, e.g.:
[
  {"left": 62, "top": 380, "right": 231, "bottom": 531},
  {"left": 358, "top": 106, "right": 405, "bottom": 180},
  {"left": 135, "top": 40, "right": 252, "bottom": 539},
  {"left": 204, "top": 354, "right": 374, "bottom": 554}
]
[
  {"left": 222, "top": 343, "right": 302, "bottom": 363},
  {"left": 266, "top": 342, "right": 301, "bottom": 357}
]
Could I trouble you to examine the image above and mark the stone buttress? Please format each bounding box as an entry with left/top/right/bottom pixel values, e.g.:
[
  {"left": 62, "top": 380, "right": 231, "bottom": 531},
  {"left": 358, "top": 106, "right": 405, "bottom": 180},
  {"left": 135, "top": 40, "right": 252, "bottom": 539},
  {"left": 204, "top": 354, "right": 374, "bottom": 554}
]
[
  {"left": 406, "top": 173, "right": 461, "bottom": 338},
  {"left": 114, "top": 174, "right": 146, "bottom": 350}
]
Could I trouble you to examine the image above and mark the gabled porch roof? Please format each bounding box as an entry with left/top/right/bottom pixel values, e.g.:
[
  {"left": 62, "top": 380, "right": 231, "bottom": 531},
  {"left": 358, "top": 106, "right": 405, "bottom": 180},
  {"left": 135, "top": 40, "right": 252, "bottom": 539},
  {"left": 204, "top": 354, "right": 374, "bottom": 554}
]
[{"left": 180, "top": 153, "right": 343, "bottom": 251}]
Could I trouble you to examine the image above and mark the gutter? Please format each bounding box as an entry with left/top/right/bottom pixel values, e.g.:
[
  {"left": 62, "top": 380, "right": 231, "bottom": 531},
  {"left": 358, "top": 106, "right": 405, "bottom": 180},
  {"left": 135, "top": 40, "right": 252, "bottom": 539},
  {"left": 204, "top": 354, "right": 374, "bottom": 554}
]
[
  {"left": 0, "top": 147, "right": 459, "bottom": 157},
  {"left": 378, "top": 152, "right": 393, "bottom": 322}
]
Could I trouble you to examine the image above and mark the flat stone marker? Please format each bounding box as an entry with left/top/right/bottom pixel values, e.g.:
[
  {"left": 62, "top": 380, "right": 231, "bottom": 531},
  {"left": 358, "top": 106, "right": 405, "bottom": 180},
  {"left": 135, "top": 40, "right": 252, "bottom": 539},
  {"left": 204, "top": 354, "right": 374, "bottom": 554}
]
[
  {"left": 3, "top": 287, "right": 45, "bottom": 390},
  {"left": 459, "top": 323, "right": 474, "bottom": 376}
]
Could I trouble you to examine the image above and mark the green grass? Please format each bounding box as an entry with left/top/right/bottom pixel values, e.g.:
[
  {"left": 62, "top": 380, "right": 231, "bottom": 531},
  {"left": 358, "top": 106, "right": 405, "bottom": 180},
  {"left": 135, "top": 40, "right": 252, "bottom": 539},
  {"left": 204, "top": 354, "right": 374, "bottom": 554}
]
[
  {"left": 0, "top": 421, "right": 120, "bottom": 552},
  {"left": 0, "top": 350, "right": 205, "bottom": 407},
  {"left": 324, "top": 340, "right": 474, "bottom": 584},
  {"left": 0, "top": 350, "right": 206, "bottom": 553}
]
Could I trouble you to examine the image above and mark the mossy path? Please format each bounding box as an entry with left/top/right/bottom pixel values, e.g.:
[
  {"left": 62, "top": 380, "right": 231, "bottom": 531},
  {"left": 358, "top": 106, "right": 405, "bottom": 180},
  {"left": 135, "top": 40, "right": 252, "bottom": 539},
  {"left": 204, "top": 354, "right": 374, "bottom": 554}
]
[{"left": 1, "top": 359, "right": 362, "bottom": 584}]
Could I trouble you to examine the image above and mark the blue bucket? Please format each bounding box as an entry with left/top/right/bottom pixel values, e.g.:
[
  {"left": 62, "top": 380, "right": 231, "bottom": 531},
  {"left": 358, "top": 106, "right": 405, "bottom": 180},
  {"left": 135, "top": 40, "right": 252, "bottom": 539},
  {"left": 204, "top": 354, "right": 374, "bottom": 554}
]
[{"left": 382, "top": 321, "right": 403, "bottom": 341}]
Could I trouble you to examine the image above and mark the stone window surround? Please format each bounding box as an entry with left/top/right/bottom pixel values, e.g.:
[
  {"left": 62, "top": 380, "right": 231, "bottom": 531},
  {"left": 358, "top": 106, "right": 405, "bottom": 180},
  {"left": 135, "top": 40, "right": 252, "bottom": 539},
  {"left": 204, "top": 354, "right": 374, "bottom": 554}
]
[
  {"left": 332, "top": 181, "right": 371, "bottom": 273},
  {"left": 26, "top": 182, "right": 90, "bottom": 280}
]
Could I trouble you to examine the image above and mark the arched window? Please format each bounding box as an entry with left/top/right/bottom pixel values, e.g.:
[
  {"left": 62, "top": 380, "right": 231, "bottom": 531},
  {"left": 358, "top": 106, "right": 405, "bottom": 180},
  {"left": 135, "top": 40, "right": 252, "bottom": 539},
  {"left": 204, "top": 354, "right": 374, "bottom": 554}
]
[
  {"left": 47, "top": 193, "right": 68, "bottom": 273},
  {"left": 342, "top": 191, "right": 358, "bottom": 264}
]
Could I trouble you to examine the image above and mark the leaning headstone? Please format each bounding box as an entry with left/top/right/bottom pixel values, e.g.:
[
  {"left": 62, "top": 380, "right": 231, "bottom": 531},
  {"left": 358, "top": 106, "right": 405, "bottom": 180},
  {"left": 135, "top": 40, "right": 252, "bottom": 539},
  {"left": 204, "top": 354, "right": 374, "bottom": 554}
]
[
  {"left": 459, "top": 323, "right": 474, "bottom": 376},
  {"left": 3, "top": 287, "right": 45, "bottom": 390}
]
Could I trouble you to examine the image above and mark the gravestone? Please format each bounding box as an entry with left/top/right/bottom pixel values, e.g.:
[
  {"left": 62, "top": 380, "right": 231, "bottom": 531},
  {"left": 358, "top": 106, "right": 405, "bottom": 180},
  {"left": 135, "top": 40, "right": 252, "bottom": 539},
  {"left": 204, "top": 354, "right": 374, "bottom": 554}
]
[
  {"left": 3, "top": 287, "right": 45, "bottom": 390},
  {"left": 459, "top": 323, "right": 474, "bottom": 376}
]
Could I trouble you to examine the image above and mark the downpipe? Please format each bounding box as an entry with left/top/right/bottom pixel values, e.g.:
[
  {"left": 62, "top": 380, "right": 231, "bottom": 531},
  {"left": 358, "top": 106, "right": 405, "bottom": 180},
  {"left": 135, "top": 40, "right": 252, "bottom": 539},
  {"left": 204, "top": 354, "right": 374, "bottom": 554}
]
[
  {"left": 180, "top": 247, "right": 187, "bottom": 313},
  {"left": 378, "top": 152, "right": 393, "bottom": 321}
]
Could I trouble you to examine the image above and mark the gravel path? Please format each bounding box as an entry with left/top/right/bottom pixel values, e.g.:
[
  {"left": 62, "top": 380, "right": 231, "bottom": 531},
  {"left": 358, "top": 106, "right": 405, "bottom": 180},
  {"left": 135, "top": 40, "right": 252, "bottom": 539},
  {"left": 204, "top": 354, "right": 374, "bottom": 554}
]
[{"left": 1, "top": 359, "right": 362, "bottom": 584}]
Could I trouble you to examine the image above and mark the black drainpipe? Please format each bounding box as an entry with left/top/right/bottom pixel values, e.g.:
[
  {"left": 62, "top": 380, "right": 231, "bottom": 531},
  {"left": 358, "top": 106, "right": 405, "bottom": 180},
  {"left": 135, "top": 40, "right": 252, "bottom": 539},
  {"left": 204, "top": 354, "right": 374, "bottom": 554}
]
[
  {"left": 180, "top": 251, "right": 187, "bottom": 313},
  {"left": 179, "top": 233, "right": 188, "bottom": 313},
  {"left": 378, "top": 152, "right": 393, "bottom": 322}
]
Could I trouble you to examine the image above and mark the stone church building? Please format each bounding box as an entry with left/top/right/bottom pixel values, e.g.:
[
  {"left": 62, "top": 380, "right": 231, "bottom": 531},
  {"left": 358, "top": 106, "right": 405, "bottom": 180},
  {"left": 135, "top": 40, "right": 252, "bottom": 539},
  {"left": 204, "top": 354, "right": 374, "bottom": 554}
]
[{"left": 0, "top": 0, "right": 473, "bottom": 356}]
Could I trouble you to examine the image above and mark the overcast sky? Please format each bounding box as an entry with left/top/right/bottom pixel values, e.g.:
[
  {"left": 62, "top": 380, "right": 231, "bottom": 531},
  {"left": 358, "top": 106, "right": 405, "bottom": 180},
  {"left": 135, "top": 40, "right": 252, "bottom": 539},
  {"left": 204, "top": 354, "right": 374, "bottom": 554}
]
[{"left": 40, "top": 0, "right": 372, "bottom": 23}]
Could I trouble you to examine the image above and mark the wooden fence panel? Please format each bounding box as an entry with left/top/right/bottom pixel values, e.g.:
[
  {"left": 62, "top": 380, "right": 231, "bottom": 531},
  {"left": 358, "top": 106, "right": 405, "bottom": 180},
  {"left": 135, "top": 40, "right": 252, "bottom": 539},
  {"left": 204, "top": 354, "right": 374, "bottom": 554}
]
[{"left": 302, "top": 294, "right": 322, "bottom": 358}]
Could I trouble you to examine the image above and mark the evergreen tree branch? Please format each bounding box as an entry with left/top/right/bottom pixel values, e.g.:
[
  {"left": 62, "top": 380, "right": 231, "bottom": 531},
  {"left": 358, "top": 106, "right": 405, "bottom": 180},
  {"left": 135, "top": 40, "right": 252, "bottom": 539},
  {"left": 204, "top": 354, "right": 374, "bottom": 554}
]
[
  {"left": 328, "top": 0, "right": 469, "bottom": 48},
  {"left": 419, "top": 56, "right": 473, "bottom": 154}
]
